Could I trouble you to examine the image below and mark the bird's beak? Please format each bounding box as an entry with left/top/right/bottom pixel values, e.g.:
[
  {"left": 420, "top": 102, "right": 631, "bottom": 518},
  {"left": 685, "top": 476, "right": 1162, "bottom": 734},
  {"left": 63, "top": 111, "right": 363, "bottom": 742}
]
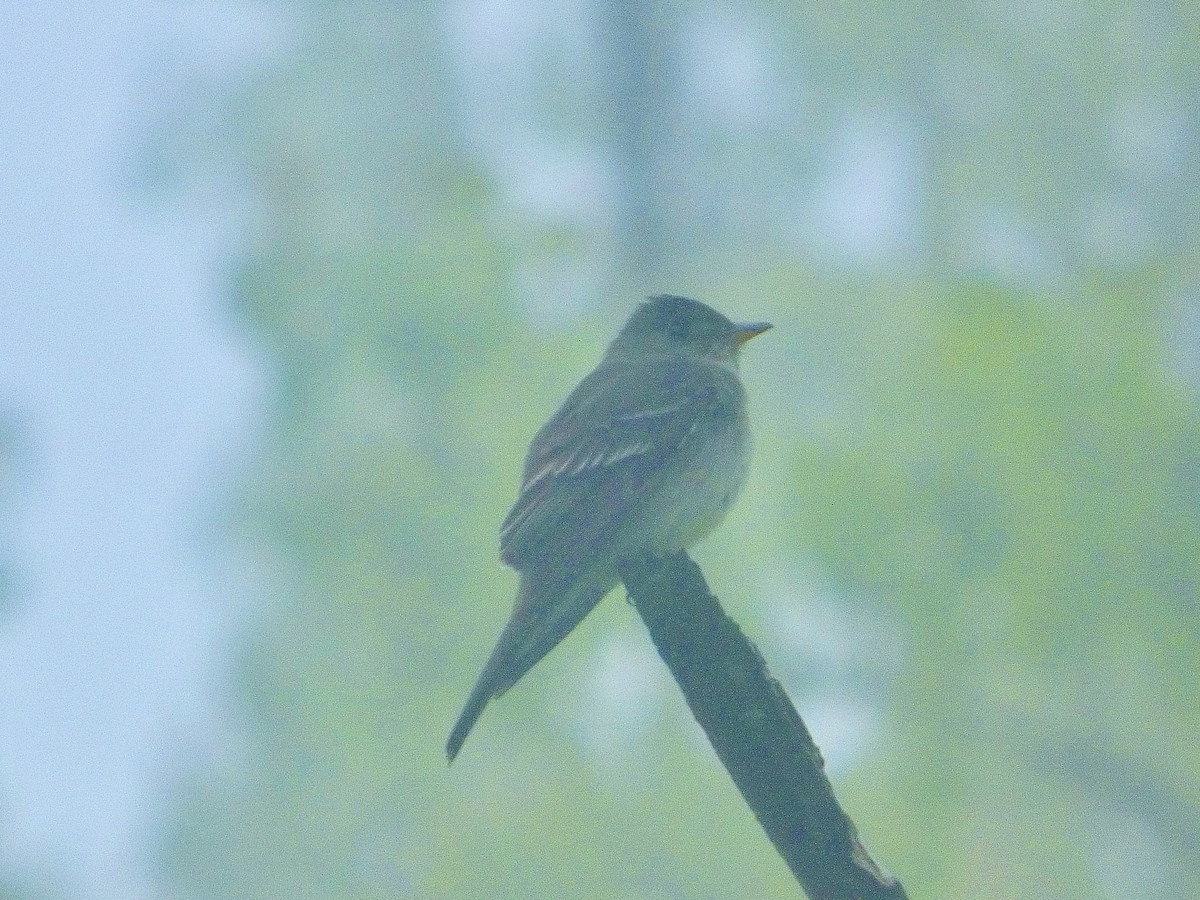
[{"left": 731, "top": 321, "right": 773, "bottom": 347}]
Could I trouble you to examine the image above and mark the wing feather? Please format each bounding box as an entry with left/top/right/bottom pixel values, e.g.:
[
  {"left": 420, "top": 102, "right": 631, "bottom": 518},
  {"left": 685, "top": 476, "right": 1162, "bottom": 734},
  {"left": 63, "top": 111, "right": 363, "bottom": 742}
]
[{"left": 499, "top": 356, "right": 732, "bottom": 570}]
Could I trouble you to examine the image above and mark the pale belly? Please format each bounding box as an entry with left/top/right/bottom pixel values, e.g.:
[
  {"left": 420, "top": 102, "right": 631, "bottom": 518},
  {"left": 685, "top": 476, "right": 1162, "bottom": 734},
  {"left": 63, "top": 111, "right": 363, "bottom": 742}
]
[{"left": 622, "top": 417, "right": 751, "bottom": 557}]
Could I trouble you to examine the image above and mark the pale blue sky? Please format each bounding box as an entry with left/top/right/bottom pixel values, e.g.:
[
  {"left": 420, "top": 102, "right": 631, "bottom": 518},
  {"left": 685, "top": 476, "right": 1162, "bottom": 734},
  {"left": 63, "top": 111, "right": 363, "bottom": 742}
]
[{"left": 0, "top": 4, "right": 279, "bottom": 897}]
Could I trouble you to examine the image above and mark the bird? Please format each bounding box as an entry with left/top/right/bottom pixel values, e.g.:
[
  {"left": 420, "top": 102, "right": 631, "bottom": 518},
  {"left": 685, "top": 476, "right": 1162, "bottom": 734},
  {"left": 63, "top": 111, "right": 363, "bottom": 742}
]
[{"left": 446, "top": 295, "right": 771, "bottom": 761}]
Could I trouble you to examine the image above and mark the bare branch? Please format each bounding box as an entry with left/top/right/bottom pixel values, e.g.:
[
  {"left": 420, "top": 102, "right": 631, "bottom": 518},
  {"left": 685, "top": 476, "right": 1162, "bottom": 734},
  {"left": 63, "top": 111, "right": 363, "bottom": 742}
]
[{"left": 620, "top": 552, "right": 907, "bottom": 900}]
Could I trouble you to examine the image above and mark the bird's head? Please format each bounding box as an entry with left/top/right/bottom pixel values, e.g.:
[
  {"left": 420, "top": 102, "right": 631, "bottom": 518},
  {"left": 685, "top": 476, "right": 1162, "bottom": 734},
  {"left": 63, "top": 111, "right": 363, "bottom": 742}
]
[{"left": 608, "top": 295, "right": 772, "bottom": 364}]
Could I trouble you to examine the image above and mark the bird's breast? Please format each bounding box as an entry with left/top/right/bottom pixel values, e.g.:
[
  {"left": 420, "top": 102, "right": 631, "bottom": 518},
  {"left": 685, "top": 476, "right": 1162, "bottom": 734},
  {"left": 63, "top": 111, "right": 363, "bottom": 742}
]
[{"left": 624, "top": 413, "right": 751, "bottom": 557}]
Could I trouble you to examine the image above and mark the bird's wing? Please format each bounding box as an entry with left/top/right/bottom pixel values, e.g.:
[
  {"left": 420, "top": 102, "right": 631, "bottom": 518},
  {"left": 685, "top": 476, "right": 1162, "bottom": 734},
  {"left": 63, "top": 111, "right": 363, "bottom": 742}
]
[
  {"left": 448, "top": 355, "right": 739, "bottom": 761},
  {"left": 499, "top": 355, "right": 734, "bottom": 571}
]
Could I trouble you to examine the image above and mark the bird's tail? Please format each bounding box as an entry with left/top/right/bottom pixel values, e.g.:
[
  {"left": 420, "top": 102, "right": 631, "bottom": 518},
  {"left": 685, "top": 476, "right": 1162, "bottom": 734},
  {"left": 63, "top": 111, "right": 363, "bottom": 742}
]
[
  {"left": 446, "top": 571, "right": 612, "bottom": 762},
  {"left": 445, "top": 677, "right": 493, "bottom": 765}
]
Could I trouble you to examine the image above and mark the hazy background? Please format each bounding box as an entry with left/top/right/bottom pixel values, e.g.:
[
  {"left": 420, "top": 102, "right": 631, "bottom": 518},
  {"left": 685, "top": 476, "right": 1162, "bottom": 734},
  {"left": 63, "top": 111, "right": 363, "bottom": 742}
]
[{"left": 1, "top": 1, "right": 1197, "bottom": 898}]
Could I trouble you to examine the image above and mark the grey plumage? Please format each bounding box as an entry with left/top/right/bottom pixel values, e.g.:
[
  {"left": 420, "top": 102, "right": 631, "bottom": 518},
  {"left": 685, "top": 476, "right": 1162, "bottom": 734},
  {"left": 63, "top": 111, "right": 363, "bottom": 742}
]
[{"left": 446, "top": 296, "right": 769, "bottom": 762}]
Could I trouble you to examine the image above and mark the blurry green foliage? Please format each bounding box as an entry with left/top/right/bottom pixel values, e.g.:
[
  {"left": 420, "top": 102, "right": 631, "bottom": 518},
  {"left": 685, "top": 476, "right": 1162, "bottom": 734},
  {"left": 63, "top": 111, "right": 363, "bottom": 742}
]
[{"left": 163, "top": 2, "right": 1199, "bottom": 898}]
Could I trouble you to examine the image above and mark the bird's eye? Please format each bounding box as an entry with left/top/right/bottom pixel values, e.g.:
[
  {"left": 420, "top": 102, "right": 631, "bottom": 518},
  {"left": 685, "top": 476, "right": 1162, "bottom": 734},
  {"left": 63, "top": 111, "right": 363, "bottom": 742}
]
[{"left": 666, "top": 318, "right": 690, "bottom": 341}]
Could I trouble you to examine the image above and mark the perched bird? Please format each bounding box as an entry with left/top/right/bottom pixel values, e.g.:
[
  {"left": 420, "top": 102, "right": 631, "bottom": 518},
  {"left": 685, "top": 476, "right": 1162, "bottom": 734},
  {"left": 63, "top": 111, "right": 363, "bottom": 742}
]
[{"left": 446, "top": 295, "right": 770, "bottom": 761}]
